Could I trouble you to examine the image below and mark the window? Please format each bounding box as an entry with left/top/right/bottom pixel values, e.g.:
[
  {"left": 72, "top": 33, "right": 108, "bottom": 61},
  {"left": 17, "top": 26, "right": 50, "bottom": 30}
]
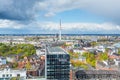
[
  {"left": 30, "top": 72, "right": 32, "bottom": 75},
  {"left": 2, "top": 74, "right": 5, "bottom": 77},
  {"left": 6, "top": 74, "right": 9, "bottom": 77},
  {"left": 10, "top": 74, "right": 12, "bottom": 77},
  {"left": 17, "top": 74, "right": 20, "bottom": 77}
]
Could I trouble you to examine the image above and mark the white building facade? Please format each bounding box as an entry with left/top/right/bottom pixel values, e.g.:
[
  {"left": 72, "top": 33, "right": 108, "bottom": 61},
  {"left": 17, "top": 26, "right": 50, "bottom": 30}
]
[{"left": 0, "top": 68, "right": 26, "bottom": 80}]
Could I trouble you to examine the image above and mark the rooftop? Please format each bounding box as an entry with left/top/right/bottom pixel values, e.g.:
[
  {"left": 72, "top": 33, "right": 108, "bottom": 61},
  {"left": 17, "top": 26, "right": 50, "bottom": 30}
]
[
  {"left": 113, "top": 42, "right": 120, "bottom": 48},
  {"left": 47, "top": 47, "right": 68, "bottom": 54},
  {"left": 76, "top": 70, "right": 120, "bottom": 75}
]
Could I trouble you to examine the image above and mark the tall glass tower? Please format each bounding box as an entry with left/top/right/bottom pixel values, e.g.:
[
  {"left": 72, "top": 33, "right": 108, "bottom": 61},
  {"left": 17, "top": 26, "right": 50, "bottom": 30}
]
[{"left": 46, "top": 47, "right": 70, "bottom": 80}]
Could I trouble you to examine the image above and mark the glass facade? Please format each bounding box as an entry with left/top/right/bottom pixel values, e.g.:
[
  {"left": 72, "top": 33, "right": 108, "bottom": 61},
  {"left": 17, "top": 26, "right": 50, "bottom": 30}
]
[{"left": 47, "top": 54, "right": 70, "bottom": 80}]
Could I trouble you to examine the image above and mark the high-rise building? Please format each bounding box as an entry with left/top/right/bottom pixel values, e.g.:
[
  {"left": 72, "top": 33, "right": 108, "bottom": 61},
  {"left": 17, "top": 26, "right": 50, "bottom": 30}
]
[{"left": 46, "top": 46, "right": 70, "bottom": 80}]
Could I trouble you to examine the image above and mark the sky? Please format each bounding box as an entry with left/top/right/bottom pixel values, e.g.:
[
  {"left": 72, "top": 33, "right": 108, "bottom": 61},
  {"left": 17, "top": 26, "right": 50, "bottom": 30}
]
[{"left": 0, "top": 0, "right": 120, "bottom": 34}]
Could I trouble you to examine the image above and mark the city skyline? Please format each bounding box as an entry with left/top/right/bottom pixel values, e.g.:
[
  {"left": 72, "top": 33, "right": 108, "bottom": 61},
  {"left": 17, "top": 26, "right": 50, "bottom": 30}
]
[{"left": 0, "top": 0, "right": 120, "bottom": 34}]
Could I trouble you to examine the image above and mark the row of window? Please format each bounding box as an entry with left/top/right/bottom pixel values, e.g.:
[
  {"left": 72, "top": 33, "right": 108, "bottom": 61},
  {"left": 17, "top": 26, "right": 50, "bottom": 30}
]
[
  {"left": 47, "top": 54, "right": 70, "bottom": 59},
  {"left": 47, "top": 65, "right": 70, "bottom": 68},
  {"left": 2, "top": 74, "right": 12, "bottom": 77},
  {"left": 2, "top": 74, "right": 20, "bottom": 78},
  {"left": 47, "top": 69, "right": 70, "bottom": 71},
  {"left": 47, "top": 71, "right": 70, "bottom": 74},
  {"left": 47, "top": 61, "right": 69, "bottom": 64},
  {"left": 47, "top": 63, "right": 70, "bottom": 66},
  {"left": 47, "top": 58, "right": 70, "bottom": 61},
  {"left": 47, "top": 74, "right": 69, "bottom": 76},
  {"left": 47, "top": 75, "right": 69, "bottom": 79}
]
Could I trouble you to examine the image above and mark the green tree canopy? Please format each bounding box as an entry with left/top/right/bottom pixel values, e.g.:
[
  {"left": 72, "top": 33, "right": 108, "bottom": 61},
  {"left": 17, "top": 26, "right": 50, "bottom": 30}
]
[{"left": 0, "top": 43, "right": 36, "bottom": 57}]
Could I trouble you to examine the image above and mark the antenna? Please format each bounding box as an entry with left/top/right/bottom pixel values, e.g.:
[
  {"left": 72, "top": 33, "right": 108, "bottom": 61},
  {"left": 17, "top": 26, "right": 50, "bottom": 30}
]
[{"left": 59, "top": 19, "right": 62, "bottom": 41}]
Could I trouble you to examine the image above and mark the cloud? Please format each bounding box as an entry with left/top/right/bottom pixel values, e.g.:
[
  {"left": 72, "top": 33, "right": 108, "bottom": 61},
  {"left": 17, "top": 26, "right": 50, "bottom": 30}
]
[
  {"left": 0, "top": 19, "right": 24, "bottom": 29},
  {"left": 1, "top": 0, "right": 120, "bottom": 24},
  {"left": 0, "top": 19, "right": 120, "bottom": 34},
  {"left": 37, "top": 0, "right": 120, "bottom": 24},
  {"left": 38, "top": 0, "right": 82, "bottom": 17},
  {"left": 37, "top": 22, "right": 120, "bottom": 34},
  {"left": 1, "top": 0, "right": 120, "bottom": 34},
  {"left": 0, "top": 0, "right": 39, "bottom": 20}
]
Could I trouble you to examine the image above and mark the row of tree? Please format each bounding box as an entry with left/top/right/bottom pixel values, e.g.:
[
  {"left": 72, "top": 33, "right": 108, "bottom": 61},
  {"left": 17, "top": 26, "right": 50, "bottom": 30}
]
[
  {"left": 71, "top": 59, "right": 88, "bottom": 70},
  {"left": 0, "top": 43, "right": 36, "bottom": 57},
  {"left": 82, "top": 52, "right": 96, "bottom": 67},
  {"left": 69, "top": 50, "right": 108, "bottom": 68}
]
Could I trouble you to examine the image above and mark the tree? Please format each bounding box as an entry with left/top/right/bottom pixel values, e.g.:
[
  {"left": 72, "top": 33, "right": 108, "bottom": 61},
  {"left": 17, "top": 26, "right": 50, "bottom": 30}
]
[
  {"left": 0, "top": 43, "right": 36, "bottom": 57},
  {"left": 25, "top": 62, "right": 31, "bottom": 70},
  {"left": 12, "top": 62, "right": 18, "bottom": 68},
  {"left": 70, "top": 59, "right": 88, "bottom": 69},
  {"left": 90, "top": 41, "right": 97, "bottom": 47},
  {"left": 98, "top": 52, "right": 108, "bottom": 61},
  {"left": 82, "top": 52, "right": 96, "bottom": 67}
]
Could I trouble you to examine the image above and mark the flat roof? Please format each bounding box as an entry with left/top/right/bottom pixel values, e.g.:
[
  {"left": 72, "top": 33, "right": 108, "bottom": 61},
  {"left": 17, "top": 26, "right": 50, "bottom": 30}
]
[
  {"left": 76, "top": 70, "right": 120, "bottom": 75},
  {"left": 47, "top": 47, "right": 68, "bottom": 54}
]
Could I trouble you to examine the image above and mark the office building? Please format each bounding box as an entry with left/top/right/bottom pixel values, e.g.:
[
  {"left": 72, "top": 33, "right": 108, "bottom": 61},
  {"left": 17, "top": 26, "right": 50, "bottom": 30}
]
[{"left": 46, "top": 47, "right": 70, "bottom": 80}]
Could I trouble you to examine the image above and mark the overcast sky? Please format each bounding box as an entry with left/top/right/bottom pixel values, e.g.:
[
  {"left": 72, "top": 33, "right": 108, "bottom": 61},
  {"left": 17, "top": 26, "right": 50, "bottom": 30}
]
[{"left": 0, "top": 0, "right": 120, "bottom": 34}]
